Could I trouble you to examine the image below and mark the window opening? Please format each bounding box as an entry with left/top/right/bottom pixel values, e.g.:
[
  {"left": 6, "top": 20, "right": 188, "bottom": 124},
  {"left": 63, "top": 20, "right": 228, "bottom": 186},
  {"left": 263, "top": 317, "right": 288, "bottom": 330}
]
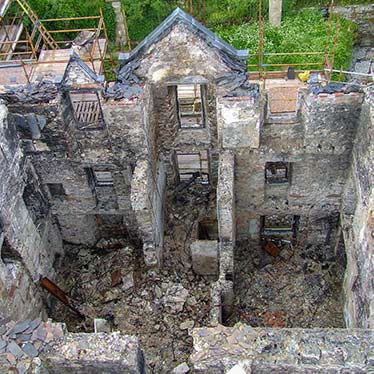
[
  {"left": 176, "top": 84, "right": 205, "bottom": 128},
  {"left": 261, "top": 215, "right": 299, "bottom": 239},
  {"left": 85, "top": 168, "right": 118, "bottom": 210},
  {"left": 265, "top": 162, "right": 290, "bottom": 184},
  {"left": 47, "top": 183, "right": 65, "bottom": 198},
  {"left": 93, "top": 170, "right": 114, "bottom": 187},
  {"left": 198, "top": 219, "right": 218, "bottom": 240},
  {"left": 176, "top": 151, "right": 209, "bottom": 184},
  {"left": 69, "top": 91, "right": 104, "bottom": 130}
]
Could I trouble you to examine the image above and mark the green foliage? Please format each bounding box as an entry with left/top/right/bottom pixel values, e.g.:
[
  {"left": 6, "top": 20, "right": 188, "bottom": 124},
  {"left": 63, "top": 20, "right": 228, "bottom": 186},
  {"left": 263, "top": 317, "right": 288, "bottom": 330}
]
[
  {"left": 204, "top": 0, "right": 260, "bottom": 27},
  {"left": 215, "top": 9, "right": 357, "bottom": 71},
  {"left": 22, "top": 1, "right": 359, "bottom": 74},
  {"left": 27, "top": 0, "right": 116, "bottom": 41}
]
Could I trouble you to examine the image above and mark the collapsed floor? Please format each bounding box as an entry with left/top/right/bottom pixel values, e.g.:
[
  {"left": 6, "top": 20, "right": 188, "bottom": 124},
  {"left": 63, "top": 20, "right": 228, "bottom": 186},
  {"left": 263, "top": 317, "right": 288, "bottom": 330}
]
[
  {"left": 49, "top": 187, "right": 216, "bottom": 373},
  {"left": 46, "top": 190, "right": 348, "bottom": 373},
  {"left": 50, "top": 242, "right": 212, "bottom": 373},
  {"left": 231, "top": 241, "right": 346, "bottom": 328}
]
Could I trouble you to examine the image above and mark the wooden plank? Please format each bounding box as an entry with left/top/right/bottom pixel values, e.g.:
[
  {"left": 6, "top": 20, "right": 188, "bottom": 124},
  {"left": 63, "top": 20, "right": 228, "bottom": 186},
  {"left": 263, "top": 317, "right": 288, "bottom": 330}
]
[{"left": 40, "top": 276, "right": 85, "bottom": 318}]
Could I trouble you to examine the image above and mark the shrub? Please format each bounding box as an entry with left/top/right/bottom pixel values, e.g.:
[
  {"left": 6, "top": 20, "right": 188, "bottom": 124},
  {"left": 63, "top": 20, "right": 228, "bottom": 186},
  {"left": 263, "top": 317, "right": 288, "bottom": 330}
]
[
  {"left": 215, "top": 9, "right": 357, "bottom": 71},
  {"left": 23, "top": 1, "right": 359, "bottom": 75}
]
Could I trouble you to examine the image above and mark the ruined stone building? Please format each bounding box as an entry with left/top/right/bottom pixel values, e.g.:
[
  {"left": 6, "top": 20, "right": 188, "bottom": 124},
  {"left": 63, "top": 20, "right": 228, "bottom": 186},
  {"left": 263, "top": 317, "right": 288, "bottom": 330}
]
[{"left": 0, "top": 3, "right": 373, "bottom": 373}]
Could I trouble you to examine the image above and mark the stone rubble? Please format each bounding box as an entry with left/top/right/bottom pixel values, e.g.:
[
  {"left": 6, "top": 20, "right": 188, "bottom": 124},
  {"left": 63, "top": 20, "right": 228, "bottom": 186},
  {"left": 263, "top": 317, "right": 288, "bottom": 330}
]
[
  {"left": 163, "top": 284, "right": 189, "bottom": 313},
  {"left": 49, "top": 229, "right": 213, "bottom": 373},
  {"left": 171, "top": 361, "right": 190, "bottom": 373},
  {"left": 232, "top": 240, "right": 346, "bottom": 328},
  {"left": 0, "top": 319, "right": 64, "bottom": 373}
]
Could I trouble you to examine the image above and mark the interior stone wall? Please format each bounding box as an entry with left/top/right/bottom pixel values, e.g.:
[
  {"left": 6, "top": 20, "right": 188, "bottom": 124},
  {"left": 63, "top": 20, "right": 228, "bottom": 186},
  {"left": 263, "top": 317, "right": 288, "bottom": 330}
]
[
  {"left": 0, "top": 102, "right": 63, "bottom": 321},
  {"left": 131, "top": 21, "right": 245, "bottom": 192},
  {"left": 341, "top": 86, "right": 374, "bottom": 328},
  {"left": 40, "top": 331, "right": 147, "bottom": 373},
  {"left": 233, "top": 90, "right": 363, "bottom": 253}
]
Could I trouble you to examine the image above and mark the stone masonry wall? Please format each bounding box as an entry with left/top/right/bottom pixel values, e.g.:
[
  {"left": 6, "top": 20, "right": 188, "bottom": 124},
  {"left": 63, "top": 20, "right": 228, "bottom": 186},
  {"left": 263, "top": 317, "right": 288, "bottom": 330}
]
[
  {"left": 41, "top": 332, "right": 147, "bottom": 373},
  {"left": 341, "top": 86, "right": 374, "bottom": 328},
  {"left": 24, "top": 85, "right": 149, "bottom": 246},
  {"left": 0, "top": 101, "right": 63, "bottom": 321},
  {"left": 217, "top": 151, "right": 235, "bottom": 275},
  {"left": 190, "top": 324, "right": 374, "bottom": 372},
  {"left": 234, "top": 90, "right": 363, "bottom": 253},
  {"left": 132, "top": 21, "right": 244, "bottom": 191},
  {"left": 217, "top": 95, "right": 261, "bottom": 150}
]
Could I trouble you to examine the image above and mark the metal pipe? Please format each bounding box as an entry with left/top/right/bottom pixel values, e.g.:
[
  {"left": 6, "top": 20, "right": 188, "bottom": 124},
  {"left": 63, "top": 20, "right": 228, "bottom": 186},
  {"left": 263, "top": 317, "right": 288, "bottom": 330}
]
[
  {"left": 263, "top": 51, "right": 324, "bottom": 56},
  {"left": 0, "top": 40, "right": 32, "bottom": 44},
  {"left": 40, "top": 16, "right": 100, "bottom": 22},
  {"left": 324, "top": 68, "right": 373, "bottom": 77},
  {"left": 48, "top": 28, "right": 97, "bottom": 34}
]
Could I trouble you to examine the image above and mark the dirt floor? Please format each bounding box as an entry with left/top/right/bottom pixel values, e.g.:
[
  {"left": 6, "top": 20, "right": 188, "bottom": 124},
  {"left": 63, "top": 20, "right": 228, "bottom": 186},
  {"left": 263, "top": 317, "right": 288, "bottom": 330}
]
[{"left": 229, "top": 240, "right": 346, "bottom": 328}]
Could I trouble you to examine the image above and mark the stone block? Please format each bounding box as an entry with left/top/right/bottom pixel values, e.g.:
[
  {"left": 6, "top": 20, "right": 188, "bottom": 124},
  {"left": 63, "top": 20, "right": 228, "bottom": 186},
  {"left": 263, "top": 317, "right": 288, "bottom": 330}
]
[
  {"left": 94, "top": 319, "right": 111, "bottom": 334},
  {"left": 191, "top": 240, "right": 218, "bottom": 275},
  {"left": 217, "top": 97, "right": 261, "bottom": 149}
]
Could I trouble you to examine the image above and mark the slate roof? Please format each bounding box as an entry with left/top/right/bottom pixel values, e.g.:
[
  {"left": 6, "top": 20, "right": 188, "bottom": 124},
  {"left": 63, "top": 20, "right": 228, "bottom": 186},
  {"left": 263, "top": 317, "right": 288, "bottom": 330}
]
[
  {"left": 61, "top": 50, "right": 104, "bottom": 87},
  {"left": 118, "top": 7, "right": 249, "bottom": 64}
]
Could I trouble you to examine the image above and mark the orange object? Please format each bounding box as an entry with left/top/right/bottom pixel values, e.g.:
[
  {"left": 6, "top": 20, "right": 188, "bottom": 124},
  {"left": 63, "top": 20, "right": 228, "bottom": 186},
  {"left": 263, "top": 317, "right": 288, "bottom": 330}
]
[{"left": 264, "top": 241, "right": 280, "bottom": 257}]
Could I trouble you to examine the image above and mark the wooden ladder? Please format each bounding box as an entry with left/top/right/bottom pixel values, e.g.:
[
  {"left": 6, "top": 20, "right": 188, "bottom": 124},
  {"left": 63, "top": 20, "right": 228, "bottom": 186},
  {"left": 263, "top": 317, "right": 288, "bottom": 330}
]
[{"left": 15, "top": 0, "right": 58, "bottom": 50}]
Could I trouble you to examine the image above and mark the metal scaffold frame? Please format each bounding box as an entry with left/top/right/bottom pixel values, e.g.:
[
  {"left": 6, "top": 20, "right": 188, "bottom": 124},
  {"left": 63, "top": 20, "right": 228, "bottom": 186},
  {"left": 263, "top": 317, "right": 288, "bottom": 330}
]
[
  {"left": 253, "top": 0, "right": 342, "bottom": 82},
  {"left": 0, "top": 0, "right": 112, "bottom": 84}
]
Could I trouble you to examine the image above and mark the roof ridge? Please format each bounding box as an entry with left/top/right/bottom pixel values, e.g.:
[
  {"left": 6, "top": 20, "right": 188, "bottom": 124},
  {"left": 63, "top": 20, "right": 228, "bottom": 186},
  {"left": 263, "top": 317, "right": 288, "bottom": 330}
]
[
  {"left": 62, "top": 50, "right": 102, "bottom": 85},
  {"left": 119, "top": 7, "right": 248, "bottom": 64}
]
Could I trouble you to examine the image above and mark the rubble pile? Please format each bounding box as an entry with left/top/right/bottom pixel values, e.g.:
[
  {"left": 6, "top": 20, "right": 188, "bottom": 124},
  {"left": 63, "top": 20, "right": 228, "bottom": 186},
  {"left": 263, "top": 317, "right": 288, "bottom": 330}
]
[
  {"left": 0, "top": 319, "right": 64, "bottom": 372},
  {"left": 232, "top": 241, "right": 345, "bottom": 328},
  {"left": 50, "top": 238, "right": 213, "bottom": 372},
  {"left": 163, "top": 185, "right": 216, "bottom": 270}
]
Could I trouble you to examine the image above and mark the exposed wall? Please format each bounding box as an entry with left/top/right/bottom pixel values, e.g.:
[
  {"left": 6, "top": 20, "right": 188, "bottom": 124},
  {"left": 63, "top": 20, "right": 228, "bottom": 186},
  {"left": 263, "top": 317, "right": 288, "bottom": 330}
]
[
  {"left": 130, "top": 21, "right": 247, "bottom": 192},
  {"left": 190, "top": 325, "right": 374, "bottom": 372},
  {"left": 335, "top": 4, "right": 374, "bottom": 47},
  {"left": 0, "top": 101, "right": 63, "bottom": 321},
  {"left": 233, "top": 89, "right": 363, "bottom": 253},
  {"left": 342, "top": 86, "right": 374, "bottom": 328},
  {"left": 148, "top": 79, "right": 220, "bottom": 190},
  {"left": 209, "top": 151, "right": 236, "bottom": 325},
  {"left": 122, "top": 19, "right": 249, "bottom": 266},
  {"left": 335, "top": 5, "right": 374, "bottom": 83},
  {"left": 41, "top": 332, "right": 147, "bottom": 373},
  {"left": 217, "top": 94, "right": 261, "bottom": 149}
]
